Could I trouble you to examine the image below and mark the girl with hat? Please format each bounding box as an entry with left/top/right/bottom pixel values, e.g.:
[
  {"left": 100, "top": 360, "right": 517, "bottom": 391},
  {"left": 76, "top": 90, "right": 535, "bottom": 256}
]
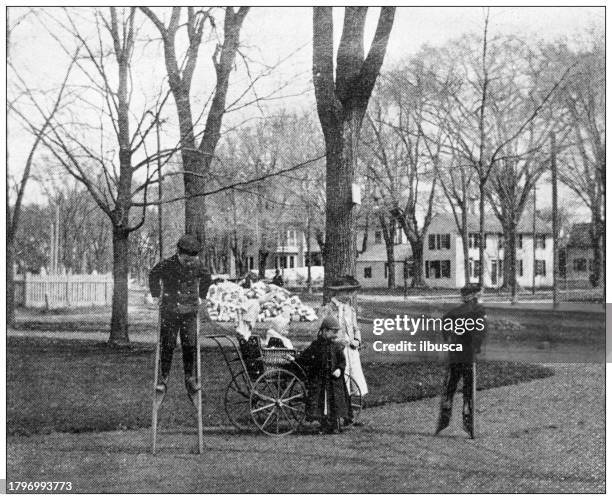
[{"left": 296, "top": 316, "right": 350, "bottom": 434}]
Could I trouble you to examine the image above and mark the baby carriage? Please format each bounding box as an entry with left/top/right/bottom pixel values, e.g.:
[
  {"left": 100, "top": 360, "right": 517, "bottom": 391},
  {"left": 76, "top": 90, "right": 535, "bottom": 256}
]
[{"left": 207, "top": 334, "right": 363, "bottom": 436}]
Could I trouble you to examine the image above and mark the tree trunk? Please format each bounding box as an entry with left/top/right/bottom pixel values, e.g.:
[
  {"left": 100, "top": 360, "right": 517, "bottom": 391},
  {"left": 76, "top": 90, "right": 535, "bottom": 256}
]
[
  {"left": 323, "top": 118, "right": 357, "bottom": 298},
  {"left": 591, "top": 214, "right": 602, "bottom": 287},
  {"left": 7, "top": 238, "right": 16, "bottom": 327},
  {"left": 386, "top": 244, "right": 395, "bottom": 289},
  {"left": 109, "top": 227, "right": 130, "bottom": 345},
  {"left": 360, "top": 213, "right": 369, "bottom": 253},
  {"left": 258, "top": 250, "right": 268, "bottom": 279},
  {"left": 478, "top": 180, "right": 486, "bottom": 286},
  {"left": 504, "top": 223, "right": 518, "bottom": 301},
  {"left": 409, "top": 238, "right": 426, "bottom": 288},
  {"left": 306, "top": 215, "right": 313, "bottom": 293},
  {"left": 461, "top": 207, "right": 470, "bottom": 285}
]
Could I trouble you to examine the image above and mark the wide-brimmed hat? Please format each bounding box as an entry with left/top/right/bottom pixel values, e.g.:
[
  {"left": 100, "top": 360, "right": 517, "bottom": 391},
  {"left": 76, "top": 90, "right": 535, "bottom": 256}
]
[
  {"left": 325, "top": 275, "right": 361, "bottom": 291},
  {"left": 177, "top": 234, "right": 200, "bottom": 256}
]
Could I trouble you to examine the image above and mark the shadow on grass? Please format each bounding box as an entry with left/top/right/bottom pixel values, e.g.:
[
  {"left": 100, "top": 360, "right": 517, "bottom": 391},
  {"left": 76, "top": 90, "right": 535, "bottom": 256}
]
[{"left": 7, "top": 337, "right": 553, "bottom": 437}]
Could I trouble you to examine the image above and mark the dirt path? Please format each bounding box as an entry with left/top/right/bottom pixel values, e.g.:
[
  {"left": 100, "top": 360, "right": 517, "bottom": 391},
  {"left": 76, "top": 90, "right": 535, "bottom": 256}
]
[{"left": 7, "top": 363, "right": 603, "bottom": 493}]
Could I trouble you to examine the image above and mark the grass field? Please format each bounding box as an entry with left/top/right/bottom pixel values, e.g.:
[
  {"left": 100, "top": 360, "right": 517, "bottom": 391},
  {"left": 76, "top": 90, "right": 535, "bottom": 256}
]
[{"left": 7, "top": 336, "right": 553, "bottom": 436}]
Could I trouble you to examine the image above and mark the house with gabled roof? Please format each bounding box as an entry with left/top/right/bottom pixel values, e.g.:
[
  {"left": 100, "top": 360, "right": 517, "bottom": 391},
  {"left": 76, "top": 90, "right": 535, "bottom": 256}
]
[{"left": 356, "top": 212, "right": 554, "bottom": 289}]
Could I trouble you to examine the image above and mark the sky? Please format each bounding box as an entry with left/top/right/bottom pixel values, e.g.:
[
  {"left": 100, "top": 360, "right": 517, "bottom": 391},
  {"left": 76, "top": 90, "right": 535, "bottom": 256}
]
[{"left": 6, "top": 6, "right": 604, "bottom": 216}]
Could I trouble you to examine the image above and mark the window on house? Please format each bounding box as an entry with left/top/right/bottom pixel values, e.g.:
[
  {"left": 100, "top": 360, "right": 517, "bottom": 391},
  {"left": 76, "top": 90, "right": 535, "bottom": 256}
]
[
  {"left": 425, "top": 260, "right": 450, "bottom": 279},
  {"left": 468, "top": 232, "right": 484, "bottom": 249},
  {"left": 384, "top": 263, "right": 389, "bottom": 278},
  {"left": 535, "top": 260, "right": 546, "bottom": 276},
  {"left": 497, "top": 233, "right": 504, "bottom": 249},
  {"left": 364, "top": 266, "right": 372, "bottom": 279},
  {"left": 469, "top": 258, "right": 481, "bottom": 279},
  {"left": 279, "top": 256, "right": 287, "bottom": 269},
  {"left": 588, "top": 259, "right": 594, "bottom": 272},
  {"left": 495, "top": 259, "right": 503, "bottom": 278},
  {"left": 518, "top": 259, "right": 523, "bottom": 276},
  {"left": 535, "top": 234, "right": 546, "bottom": 249},
  {"left": 573, "top": 258, "right": 587, "bottom": 272},
  {"left": 394, "top": 227, "right": 403, "bottom": 245},
  {"left": 440, "top": 260, "right": 451, "bottom": 278},
  {"left": 248, "top": 256, "right": 254, "bottom": 270},
  {"left": 374, "top": 231, "right": 382, "bottom": 244},
  {"left": 289, "top": 256, "right": 295, "bottom": 268},
  {"left": 429, "top": 234, "right": 451, "bottom": 250},
  {"left": 517, "top": 234, "right": 523, "bottom": 249},
  {"left": 442, "top": 234, "right": 451, "bottom": 249},
  {"left": 286, "top": 230, "right": 297, "bottom": 247}
]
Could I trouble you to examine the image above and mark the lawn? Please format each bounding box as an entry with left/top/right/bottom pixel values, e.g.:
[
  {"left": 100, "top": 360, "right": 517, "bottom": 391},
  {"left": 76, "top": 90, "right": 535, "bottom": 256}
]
[{"left": 7, "top": 336, "right": 553, "bottom": 436}]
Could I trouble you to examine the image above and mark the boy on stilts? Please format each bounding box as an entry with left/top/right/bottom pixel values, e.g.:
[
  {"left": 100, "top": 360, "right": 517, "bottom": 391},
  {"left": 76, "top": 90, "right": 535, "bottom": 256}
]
[{"left": 148, "top": 234, "right": 212, "bottom": 407}]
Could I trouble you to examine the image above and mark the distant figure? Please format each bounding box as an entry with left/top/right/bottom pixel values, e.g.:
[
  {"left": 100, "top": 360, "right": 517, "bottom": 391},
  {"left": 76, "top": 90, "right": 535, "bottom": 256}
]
[
  {"left": 148, "top": 234, "right": 211, "bottom": 407},
  {"left": 240, "top": 271, "right": 257, "bottom": 289},
  {"left": 435, "top": 283, "right": 488, "bottom": 438},
  {"left": 272, "top": 269, "right": 284, "bottom": 287},
  {"left": 297, "top": 316, "right": 350, "bottom": 434}
]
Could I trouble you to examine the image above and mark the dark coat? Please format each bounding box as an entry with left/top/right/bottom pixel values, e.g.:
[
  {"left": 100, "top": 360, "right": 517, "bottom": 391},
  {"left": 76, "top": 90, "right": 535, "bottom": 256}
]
[
  {"left": 272, "top": 275, "right": 284, "bottom": 287},
  {"left": 149, "top": 254, "right": 212, "bottom": 314},
  {"left": 442, "top": 301, "right": 487, "bottom": 363},
  {"left": 297, "top": 337, "right": 349, "bottom": 420}
]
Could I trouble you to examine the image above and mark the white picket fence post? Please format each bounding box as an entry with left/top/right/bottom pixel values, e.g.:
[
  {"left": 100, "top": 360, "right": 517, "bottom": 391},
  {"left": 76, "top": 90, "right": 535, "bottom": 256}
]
[{"left": 15, "top": 273, "right": 113, "bottom": 308}]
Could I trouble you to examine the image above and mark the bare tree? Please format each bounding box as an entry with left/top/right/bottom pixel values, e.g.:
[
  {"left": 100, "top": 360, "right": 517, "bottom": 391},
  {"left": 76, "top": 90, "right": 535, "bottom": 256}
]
[
  {"left": 434, "top": 19, "right": 575, "bottom": 290},
  {"left": 23, "top": 8, "right": 174, "bottom": 343},
  {"left": 312, "top": 7, "right": 395, "bottom": 296},
  {"left": 7, "top": 14, "right": 76, "bottom": 325},
  {"left": 554, "top": 36, "right": 604, "bottom": 286},
  {"left": 141, "top": 7, "right": 249, "bottom": 258},
  {"left": 364, "top": 63, "right": 441, "bottom": 288}
]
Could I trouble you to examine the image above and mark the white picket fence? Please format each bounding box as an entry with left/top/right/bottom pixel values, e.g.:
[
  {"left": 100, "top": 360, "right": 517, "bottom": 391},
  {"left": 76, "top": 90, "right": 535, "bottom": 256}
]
[{"left": 14, "top": 273, "right": 113, "bottom": 308}]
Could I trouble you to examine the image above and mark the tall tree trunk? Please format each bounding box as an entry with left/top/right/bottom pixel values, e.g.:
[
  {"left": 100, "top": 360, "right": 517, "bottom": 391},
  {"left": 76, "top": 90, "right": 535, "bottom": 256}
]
[
  {"left": 461, "top": 207, "right": 470, "bottom": 284},
  {"left": 109, "top": 227, "right": 130, "bottom": 345},
  {"left": 306, "top": 216, "right": 313, "bottom": 293},
  {"left": 323, "top": 123, "right": 356, "bottom": 294},
  {"left": 503, "top": 222, "right": 518, "bottom": 301},
  {"left": 478, "top": 180, "right": 486, "bottom": 286},
  {"left": 409, "top": 238, "right": 426, "bottom": 288},
  {"left": 7, "top": 239, "right": 16, "bottom": 326},
  {"left": 386, "top": 244, "right": 395, "bottom": 289},
  {"left": 258, "top": 250, "right": 268, "bottom": 279},
  {"left": 591, "top": 210, "right": 602, "bottom": 287}
]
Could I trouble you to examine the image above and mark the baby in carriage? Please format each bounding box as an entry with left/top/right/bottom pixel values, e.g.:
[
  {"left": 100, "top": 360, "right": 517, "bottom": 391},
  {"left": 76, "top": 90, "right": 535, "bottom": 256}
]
[{"left": 296, "top": 316, "right": 350, "bottom": 434}]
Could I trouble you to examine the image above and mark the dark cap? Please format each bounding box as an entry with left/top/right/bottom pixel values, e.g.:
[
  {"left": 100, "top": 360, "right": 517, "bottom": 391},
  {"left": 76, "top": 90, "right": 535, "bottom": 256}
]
[
  {"left": 177, "top": 234, "right": 200, "bottom": 256},
  {"left": 325, "top": 275, "right": 361, "bottom": 291},
  {"left": 461, "top": 283, "right": 483, "bottom": 297},
  {"left": 320, "top": 315, "right": 341, "bottom": 331}
]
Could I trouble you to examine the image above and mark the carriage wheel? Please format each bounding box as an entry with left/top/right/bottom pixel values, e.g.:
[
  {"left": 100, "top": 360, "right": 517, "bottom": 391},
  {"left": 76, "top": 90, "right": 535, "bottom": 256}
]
[
  {"left": 250, "top": 368, "right": 306, "bottom": 436},
  {"left": 224, "top": 370, "right": 255, "bottom": 431},
  {"left": 345, "top": 374, "right": 363, "bottom": 421}
]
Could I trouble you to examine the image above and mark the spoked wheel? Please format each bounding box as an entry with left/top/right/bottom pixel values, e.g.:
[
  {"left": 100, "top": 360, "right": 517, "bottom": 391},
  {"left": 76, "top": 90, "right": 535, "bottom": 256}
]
[
  {"left": 250, "top": 368, "right": 306, "bottom": 436},
  {"left": 224, "top": 370, "right": 255, "bottom": 431},
  {"left": 345, "top": 374, "right": 363, "bottom": 421}
]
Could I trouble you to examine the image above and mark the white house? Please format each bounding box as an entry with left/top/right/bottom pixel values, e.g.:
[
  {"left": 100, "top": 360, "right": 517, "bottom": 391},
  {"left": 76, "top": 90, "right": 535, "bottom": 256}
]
[
  {"left": 244, "top": 228, "right": 322, "bottom": 273},
  {"left": 565, "top": 222, "right": 599, "bottom": 285},
  {"left": 356, "top": 213, "right": 554, "bottom": 289}
]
